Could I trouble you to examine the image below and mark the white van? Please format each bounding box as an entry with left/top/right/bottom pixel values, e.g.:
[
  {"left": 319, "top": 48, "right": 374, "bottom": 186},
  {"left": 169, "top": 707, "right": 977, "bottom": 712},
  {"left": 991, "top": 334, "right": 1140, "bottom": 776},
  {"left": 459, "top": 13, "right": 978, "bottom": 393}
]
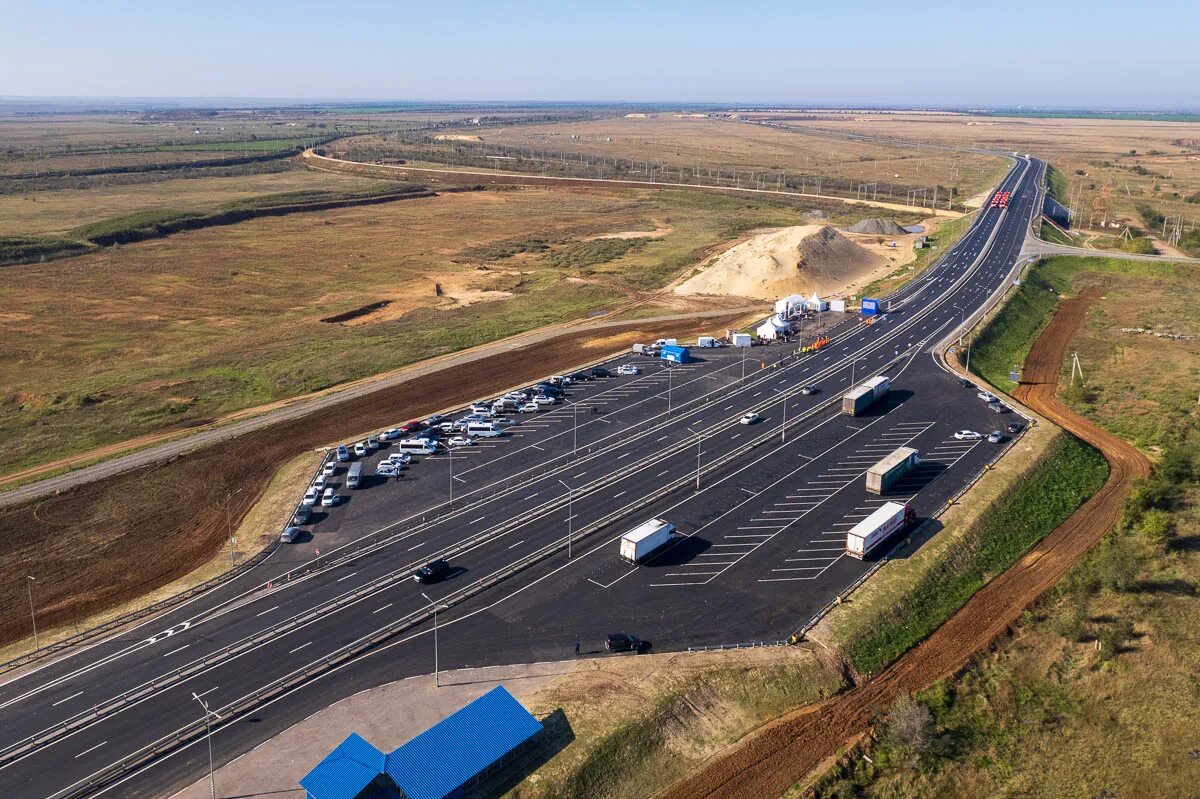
[
  {"left": 346, "top": 462, "right": 363, "bottom": 489},
  {"left": 398, "top": 438, "right": 438, "bottom": 454},
  {"left": 466, "top": 422, "right": 502, "bottom": 438}
]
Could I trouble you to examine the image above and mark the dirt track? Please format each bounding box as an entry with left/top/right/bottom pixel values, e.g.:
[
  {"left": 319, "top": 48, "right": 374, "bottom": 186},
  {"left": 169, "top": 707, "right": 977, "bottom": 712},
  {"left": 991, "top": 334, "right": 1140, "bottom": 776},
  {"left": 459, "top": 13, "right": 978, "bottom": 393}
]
[
  {"left": 0, "top": 316, "right": 737, "bottom": 647},
  {"left": 658, "top": 291, "right": 1151, "bottom": 799}
]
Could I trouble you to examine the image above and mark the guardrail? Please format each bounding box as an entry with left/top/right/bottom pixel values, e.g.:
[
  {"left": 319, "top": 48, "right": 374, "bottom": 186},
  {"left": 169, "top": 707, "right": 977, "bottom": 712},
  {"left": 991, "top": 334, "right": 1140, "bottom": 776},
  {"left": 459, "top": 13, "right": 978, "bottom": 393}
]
[{"left": 687, "top": 640, "right": 787, "bottom": 653}]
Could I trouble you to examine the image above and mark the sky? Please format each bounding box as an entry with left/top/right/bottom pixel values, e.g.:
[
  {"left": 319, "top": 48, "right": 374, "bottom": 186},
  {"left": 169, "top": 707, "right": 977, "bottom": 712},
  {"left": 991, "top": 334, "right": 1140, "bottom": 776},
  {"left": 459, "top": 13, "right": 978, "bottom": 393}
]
[{"left": 3, "top": 0, "right": 1196, "bottom": 109}]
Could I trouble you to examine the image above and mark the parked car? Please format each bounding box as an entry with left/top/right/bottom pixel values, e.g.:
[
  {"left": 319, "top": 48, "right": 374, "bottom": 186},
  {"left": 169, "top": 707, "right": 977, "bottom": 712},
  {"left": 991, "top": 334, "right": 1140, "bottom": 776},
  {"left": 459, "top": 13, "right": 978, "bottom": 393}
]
[
  {"left": 977, "top": 391, "right": 999, "bottom": 403},
  {"left": 335, "top": 445, "right": 350, "bottom": 462},
  {"left": 438, "top": 421, "right": 456, "bottom": 434},
  {"left": 954, "top": 430, "right": 983, "bottom": 441},
  {"left": 470, "top": 403, "right": 491, "bottom": 415},
  {"left": 379, "top": 427, "right": 400, "bottom": 441},
  {"left": 550, "top": 375, "right": 571, "bottom": 386},
  {"left": 800, "top": 385, "right": 817, "bottom": 396},
  {"left": 740, "top": 412, "right": 763, "bottom": 425},
  {"left": 988, "top": 402, "right": 1009, "bottom": 414},
  {"left": 493, "top": 417, "right": 518, "bottom": 428},
  {"left": 534, "top": 395, "right": 556, "bottom": 407},
  {"left": 400, "top": 420, "right": 424, "bottom": 434},
  {"left": 293, "top": 506, "right": 311, "bottom": 525},
  {"left": 447, "top": 436, "right": 474, "bottom": 448},
  {"left": 617, "top": 364, "right": 640, "bottom": 376},
  {"left": 1007, "top": 422, "right": 1024, "bottom": 434},
  {"left": 312, "top": 474, "right": 327, "bottom": 492},
  {"left": 375, "top": 464, "right": 399, "bottom": 477},
  {"left": 365, "top": 436, "right": 379, "bottom": 451},
  {"left": 280, "top": 526, "right": 301, "bottom": 544},
  {"left": 570, "top": 371, "right": 592, "bottom": 382},
  {"left": 987, "top": 430, "right": 1004, "bottom": 443},
  {"left": 302, "top": 487, "right": 319, "bottom": 506},
  {"left": 320, "top": 488, "right": 340, "bottom": 507},
  {"left": 591, "top": 367, "right": 611, "bottom": 378},
  {"left": 412, "top": 559, "right": 451, "bottom": 584},
  {"left": 422, "top": 415, "right": 446, "bottom": 428},
  {"left": 353, "top": 442, "right": 367, "bottom": 457},
  {"left": 605, "top": 633, "right": 646, "bottom": 653},
  {"left": 322, "top": 461, "right": 337, "bottom": 476},
  {"left": 521, "top": 402, "right": 540, "bottom": 413},
  {"left": 385, "top": 452, "right": 412, "bottom": 465}
]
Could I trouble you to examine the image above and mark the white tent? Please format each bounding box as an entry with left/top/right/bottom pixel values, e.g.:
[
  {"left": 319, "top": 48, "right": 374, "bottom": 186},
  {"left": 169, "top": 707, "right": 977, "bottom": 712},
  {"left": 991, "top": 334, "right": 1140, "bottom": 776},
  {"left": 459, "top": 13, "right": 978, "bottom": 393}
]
[
  {"left": 774, "top": 294, "right": 806, "bottom": 316},
  {"left": 756, "top": 315, "right": 790, "bottom": 340},
  {"left": 808, "top": 293, "right": 829, "bottom": 312}
]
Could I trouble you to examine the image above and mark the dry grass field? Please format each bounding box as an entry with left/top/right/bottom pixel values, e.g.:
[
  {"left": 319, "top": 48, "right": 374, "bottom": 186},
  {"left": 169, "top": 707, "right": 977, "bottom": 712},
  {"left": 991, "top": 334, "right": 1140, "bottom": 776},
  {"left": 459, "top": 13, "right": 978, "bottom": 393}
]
[{"left": 0, "top": 185, "right": 832, "bottom": 474}]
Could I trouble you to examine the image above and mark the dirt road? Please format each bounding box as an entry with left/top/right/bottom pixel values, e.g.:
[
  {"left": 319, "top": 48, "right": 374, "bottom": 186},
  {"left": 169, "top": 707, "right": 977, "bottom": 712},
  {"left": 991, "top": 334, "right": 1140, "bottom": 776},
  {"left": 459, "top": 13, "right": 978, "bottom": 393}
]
[
  {"left": 657, "top": 291, "right": 1150, "bottom": 799},
  {"left": 0, "top": 315, "right": 742, "bottom": 647}
]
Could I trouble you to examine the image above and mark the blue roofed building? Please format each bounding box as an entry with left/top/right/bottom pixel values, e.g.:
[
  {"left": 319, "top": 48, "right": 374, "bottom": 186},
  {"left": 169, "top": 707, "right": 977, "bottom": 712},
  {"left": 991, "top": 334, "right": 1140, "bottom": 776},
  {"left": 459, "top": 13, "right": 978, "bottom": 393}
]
[{"left": 300, "top": 686, "right": 544, "bottom": 799}]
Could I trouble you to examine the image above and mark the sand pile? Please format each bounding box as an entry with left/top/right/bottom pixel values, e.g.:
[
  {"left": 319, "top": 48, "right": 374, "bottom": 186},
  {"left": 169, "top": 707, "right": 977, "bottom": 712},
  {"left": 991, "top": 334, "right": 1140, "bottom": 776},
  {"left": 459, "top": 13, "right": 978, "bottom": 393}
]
[
  {"left": 846, "top": 217, "right": 910, "bottom": 235},
  {"left": 673, "top": 225, "right": 885, "bottom": 300}
]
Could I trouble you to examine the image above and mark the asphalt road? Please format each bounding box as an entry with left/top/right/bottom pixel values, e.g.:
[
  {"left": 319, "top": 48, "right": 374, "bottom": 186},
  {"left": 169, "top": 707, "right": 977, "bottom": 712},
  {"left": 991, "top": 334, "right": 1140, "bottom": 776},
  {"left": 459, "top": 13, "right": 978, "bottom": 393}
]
[{"left": 0, "top": 157, "right": 1044, "bottom": 799}]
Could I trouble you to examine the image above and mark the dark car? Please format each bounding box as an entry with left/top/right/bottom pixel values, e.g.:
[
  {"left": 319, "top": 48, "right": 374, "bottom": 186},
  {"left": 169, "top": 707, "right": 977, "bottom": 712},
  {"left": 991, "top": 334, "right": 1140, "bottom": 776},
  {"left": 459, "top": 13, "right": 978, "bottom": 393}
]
[
  {"left": 591, "top": 367, "right": 612, "bottom": 378},
  {"left": 534, "top": 383, "right": 563, "bottom": 396},
  {"left": 424, "top": 414, "right": 448, "bottom": 427},
  {"left": 1007, "top": 422, "right": 1024, "bottom": 434},
  {"left": 400, "top": 420, "right": 424, "bottom": 434},
  {"left": 293, "top": 506, "right": 312, "bottom": 525},
  {"left": 412, "top": 559, "right": 451, "bottom": 584},
  {"left": 800, "top": 385, "right": 817, "bottom": 395},
  {"left": 605, "top": 633, "right": 646, "bottom": 653},
  {"left": 570, "top": 371, "right": 592, "bottom": 382}
]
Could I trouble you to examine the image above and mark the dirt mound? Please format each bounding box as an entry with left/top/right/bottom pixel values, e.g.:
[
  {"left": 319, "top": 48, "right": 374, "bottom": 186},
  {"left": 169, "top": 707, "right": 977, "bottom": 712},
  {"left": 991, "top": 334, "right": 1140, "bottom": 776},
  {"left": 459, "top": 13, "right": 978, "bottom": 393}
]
[
  {"left": 845, "top": 217, "right": 909, "bottom": 235},
  {"left": 673, "top": 225, "right": 884, "bottom": 300},
  {"left": 658, "top": 292, "right": 1150, "bottom": 799}
]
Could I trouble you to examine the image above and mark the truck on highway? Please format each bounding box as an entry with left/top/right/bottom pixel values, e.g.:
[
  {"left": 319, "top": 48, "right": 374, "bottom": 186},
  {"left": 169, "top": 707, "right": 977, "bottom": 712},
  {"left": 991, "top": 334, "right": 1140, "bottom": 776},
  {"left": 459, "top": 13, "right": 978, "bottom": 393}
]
[
  {"left": 845, "top": 502, "right": 916, "bottom": 559},
  {"left": 346, "top": 461, "right": 363, "bottom": 489},
  {"left": 866, "top": 447, "right": 919, "bottom": 494},
  {"left": 619, "top": 518, "right": 675, "bottom": 563},
  {"left": 841, "top": 375, "right": 891, "bottom": 416}
]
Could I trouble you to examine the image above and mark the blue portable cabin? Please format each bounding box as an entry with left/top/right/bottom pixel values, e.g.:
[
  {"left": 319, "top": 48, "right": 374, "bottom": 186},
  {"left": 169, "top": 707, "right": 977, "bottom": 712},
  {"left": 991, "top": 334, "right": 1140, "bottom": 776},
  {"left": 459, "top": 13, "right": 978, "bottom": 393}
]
[{"left": 660, "top": 344, "right": 691, "bottom": 364}]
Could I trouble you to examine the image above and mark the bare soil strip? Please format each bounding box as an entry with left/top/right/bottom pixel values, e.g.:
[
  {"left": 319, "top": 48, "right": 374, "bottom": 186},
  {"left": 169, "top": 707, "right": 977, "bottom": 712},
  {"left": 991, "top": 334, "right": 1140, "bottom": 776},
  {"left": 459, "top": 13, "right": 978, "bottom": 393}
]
[{"left": 657, "top": 290, "right": 1150, "bottom": 799}]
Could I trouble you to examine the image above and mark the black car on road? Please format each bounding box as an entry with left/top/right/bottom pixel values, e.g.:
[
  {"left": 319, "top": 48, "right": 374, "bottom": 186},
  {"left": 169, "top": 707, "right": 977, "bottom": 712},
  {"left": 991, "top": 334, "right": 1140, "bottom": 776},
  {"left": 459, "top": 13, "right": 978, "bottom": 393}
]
[
  {"left": 591, "top": 367, "right": 612, "bottom": 378},
  {"left": 412, "top": 559, "right": 451, "bottom": 584},
  {"left": 605, "top": 633, "right": 647, "bottom": 653}
]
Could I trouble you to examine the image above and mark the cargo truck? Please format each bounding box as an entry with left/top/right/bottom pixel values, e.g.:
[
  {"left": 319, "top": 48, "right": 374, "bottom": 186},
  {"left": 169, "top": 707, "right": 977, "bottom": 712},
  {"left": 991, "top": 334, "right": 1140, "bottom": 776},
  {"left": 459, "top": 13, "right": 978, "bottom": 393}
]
[
  {"left": 866, "top": 447, "right": 919, "bottom": 494},
  {"left": 619, "top": 518, "right": 675, "bottom": 563},
  {"left": 841, "top": 375, "right": 891, "bottom": 416},
  {"left": 845, "top": 502, "right": 916, "bottom": 559}
]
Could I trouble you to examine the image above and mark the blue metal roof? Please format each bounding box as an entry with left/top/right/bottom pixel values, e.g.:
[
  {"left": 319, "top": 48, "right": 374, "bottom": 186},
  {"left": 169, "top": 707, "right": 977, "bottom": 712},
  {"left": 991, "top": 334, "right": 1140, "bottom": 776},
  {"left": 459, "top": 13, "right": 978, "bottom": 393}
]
[
  {"left": 383, "top": 686, "right": 543, "bottom": 799},
  {"left": 300, "top": 732, "right": 386, "bottom": 799}
]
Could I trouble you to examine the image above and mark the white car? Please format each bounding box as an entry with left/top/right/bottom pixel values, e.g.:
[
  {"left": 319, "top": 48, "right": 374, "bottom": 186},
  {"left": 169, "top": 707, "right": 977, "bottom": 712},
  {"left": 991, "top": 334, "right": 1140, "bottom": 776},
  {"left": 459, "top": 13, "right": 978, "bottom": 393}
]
[
  {"left": 977, "top": 391, "right": 998, "bottom": 403},
  {"left": 380, "top": 428, "right": 400, "bottom": 441},
  {"left": 302, "top": 487, "right": 319, "bottom": 506},
  {"left": 385, "top": 452, "right": 411, "bottom": 465},
  {"left": 521, "top": 402, "right": 540, "bottom": 413},
  {"left": 447, "top": 436, "right": 474, "bottom": 448},
  {"left": 312, "top": 474, "right": 327, "bottom": 492},
  {"left": 322, "top": 461, "right": 337, "bottom": 476},
  {"left": 740, "top": 412, "right": 763, "bottom": 425},
  {"left": 987, "top": 430, "right": 1004, "bottom": 444},
  {"left": 353, "top": 442, "right": 367, "bottom": 457},
  {"left": 617, "top": 364, "right": 640, "bottom": 376},
  {"left": 470, "top": 403, "right": 491, "bottom": 415},
  {"left": 375, "top": 464, "right": 399, "bottom": 477},
  {"left": 954, "top": 430, "right": 983, "bottom": 441},
  {"left": 534, "top": 395, "right": 555, "bottom": 407},
  {"left": 321, "top": 488, "right": 340, "bottom": 507},
  {"left": 493, "top": 417, "right": 518, "bottom": 428},
  {"left": 365, "top": 437, "right": 379, "bottom": 451}
]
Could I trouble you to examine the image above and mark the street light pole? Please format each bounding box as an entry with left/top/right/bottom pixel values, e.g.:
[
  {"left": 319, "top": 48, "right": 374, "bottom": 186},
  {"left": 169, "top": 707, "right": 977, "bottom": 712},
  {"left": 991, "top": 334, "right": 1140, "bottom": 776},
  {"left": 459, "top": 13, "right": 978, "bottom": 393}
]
[
  {"left": 687, "top": 428, "right": 701, "bottom": 491},
  {"left": 667, "top": 361, "right": 674, "bottom": 415},
  {"left": 573, "top": 401, "right": 578, "bottom": 455},
  {"left": 774, "top": 389, "right": 788, "bottom": 443},
  {"left": 421, "top": 592, "right": 439, "bottom": 687},
  {"left": 26, "top": 576, "right": 38, "bottom": 652},
  {"left": 558, "top": 479, "right": 573, "bottom": 558},
  {"left": 741, "top": 345, "right": 747, "bottom": 382},
  {"left": 192, "top": 693, "right": 219, "bottom": 799},
  {"left": 449, "top": 443, "right": 453, "bottom": 504},
  {"left": 224, "top": 487, "right": 245, "bottom": 567}
]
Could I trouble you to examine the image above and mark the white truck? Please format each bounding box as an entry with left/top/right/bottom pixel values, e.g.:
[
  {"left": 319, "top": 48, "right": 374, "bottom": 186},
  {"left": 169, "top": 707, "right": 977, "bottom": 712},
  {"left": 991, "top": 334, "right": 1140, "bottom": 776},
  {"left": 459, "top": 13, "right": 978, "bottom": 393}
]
[
  {"left": 845, "top": 502, "right": 916, "bottom": 559},
  {"left": 619, "top": 518, "right": 675, "bottom": 563}
]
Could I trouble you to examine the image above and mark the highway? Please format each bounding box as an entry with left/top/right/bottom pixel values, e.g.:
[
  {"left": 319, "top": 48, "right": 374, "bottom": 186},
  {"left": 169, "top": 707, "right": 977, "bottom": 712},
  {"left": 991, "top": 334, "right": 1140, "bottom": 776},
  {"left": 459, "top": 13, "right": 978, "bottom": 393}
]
[{"left": 0, "top": 156, "right": 1044, "bottom": 799}]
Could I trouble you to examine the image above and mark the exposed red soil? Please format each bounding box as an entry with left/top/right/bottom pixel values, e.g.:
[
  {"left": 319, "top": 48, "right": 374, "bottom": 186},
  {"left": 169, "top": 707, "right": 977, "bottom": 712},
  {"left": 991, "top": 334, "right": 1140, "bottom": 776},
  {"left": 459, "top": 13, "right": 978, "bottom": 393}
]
[
  {"left": 657, "top": 289, "right": 1150, "bottom": 799},
  {"left": 0, "top": 316, "right": 735, "bottom": 646}
]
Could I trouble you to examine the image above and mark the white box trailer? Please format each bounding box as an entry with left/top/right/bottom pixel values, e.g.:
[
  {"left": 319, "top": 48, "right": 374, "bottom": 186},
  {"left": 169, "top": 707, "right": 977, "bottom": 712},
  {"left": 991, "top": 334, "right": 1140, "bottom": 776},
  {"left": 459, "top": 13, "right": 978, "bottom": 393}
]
[
  {"left": 866, "top": 447, "right": 919, "bottom": 494},
  {"left": 846, "top": 502, "right": 916, "bottom": 559},
  {"left": 731, "top": 333, "right": 752, "bottom": 348},
  {"left": 619, "top": 518, "right": 675, "bottom": 563},
  {"left": 841, "top": 375, "right": 892, "bottom": 416}
]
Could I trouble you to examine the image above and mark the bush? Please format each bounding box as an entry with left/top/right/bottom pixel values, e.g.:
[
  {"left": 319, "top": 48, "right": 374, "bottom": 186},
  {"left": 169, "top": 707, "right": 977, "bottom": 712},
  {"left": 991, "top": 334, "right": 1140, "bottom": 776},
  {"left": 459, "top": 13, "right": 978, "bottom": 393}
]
[
  {"left": 1136, "top": 203, "right": 1165, "bottom": 231},
  {"left": 1119, "top": 236, "right": 1156, "bottom": 255}
]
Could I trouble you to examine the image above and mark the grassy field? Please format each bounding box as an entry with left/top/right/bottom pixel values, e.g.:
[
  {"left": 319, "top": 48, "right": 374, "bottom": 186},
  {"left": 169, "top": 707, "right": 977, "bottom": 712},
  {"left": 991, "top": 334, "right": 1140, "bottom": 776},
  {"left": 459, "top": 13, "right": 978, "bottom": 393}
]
[
  {"left": 0, "top": 186, "right": 827, "bottom": 475},
  {"left": 802, "top": 254, "right": 1200, "bottom": 799}
]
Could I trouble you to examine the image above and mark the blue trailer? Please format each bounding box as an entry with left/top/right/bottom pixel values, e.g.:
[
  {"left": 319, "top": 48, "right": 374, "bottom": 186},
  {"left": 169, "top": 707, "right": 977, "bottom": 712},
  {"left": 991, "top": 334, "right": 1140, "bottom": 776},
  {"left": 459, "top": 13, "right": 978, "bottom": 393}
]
[
  {"left": 660, "top": 345, "right": 691, "bottom": 364},
  {"left": 861, "top": 298, "right": 880, "bottom": 317}
]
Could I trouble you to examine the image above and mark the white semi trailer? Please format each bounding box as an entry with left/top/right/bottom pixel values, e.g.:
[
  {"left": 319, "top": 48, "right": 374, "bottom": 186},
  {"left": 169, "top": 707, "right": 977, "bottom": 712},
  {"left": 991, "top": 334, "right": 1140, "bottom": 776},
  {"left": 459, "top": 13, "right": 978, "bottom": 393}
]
[
  {"left": 619, "top": 518, "right": 675, "bottom": 563},
  {"left": 845, "top": 502, "right": 916, "bottom": 559}
]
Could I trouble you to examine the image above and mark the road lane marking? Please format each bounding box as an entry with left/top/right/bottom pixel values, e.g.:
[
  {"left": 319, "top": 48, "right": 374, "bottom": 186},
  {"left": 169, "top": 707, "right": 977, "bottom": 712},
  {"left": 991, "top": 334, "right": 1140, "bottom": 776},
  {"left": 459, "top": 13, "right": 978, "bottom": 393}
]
[
  {"left": 372, "top": 603, "right": 394, "bottom": 614},
  {"left": 508, "top": 539, "right": 526, "bottom": 549},
  {"left": 196, "top": 686, "right": 219, "bottom": 698},
  {"left": 75, "top": 740, "right": 107, "bottom": 759},
  {"left": 288, "top": 642, "right": 312, "bottom": 654},
  {"left": 469, "top": 516, "right": 486, "bottom": 524},
  {"left": 525, "top": 492, "right": 539, "bottom": 500},
  {"left": 52, "top": 691, "right": 83, "bottom": 707},
  {"left": 336, "top": 571, "right": 358, "bottom": 582},
  {"left": 162, "top": 644, "right": 190, "bottom": 658},
  {"left": 657, "top": 470, "right": 670, "bottom": 477},
  {"left": 407, "top": 541, "right": 426, "bottom": 551},
  {"left": 613, "top": 490, "right": 626, "bottom": 498},
  {"left": 255, "top": 605, "right": 279, "bottom": 617}
]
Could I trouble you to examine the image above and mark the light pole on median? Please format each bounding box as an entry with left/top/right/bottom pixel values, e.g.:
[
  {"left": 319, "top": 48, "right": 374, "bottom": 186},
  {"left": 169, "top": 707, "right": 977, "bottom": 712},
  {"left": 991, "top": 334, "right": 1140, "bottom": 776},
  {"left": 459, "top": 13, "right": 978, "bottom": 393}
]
[
  {"left": 224, "top": 487, "right": 245, "bottom": 567},
  {"left": 851, "top": 357, "right": 865, "bottom": 386},
  {"left": 26, "top": 576, "right": 38, "bottom": 652},
  {"left": 954, "top": 304, "right": 965, "bottom": 346},
  {"left": 558, "top": 479, "right": 573, "bottom": 558},
  {"left": 449, "top": 442, "right": 454, "bottom": 505},
  {"left": 741, "top": 343, "right": 748, "bottom": 382},
  {"left": 573, "top": 401, "right": 578, "bottom": 455},
  {"left": 192, "top": 692, "right": 220, "bottom": 799},
  {"left": 773, "top": 389, "right": 788, "bottom": 444},
  {"left": 687, "top": 427, "right": 701, "bottom": 491},
  {"left": 421, "top": 592, "right": 439, "bottom": 687},
  {"left": 667, "top": 360, "right": 674, "bottom": 416}
]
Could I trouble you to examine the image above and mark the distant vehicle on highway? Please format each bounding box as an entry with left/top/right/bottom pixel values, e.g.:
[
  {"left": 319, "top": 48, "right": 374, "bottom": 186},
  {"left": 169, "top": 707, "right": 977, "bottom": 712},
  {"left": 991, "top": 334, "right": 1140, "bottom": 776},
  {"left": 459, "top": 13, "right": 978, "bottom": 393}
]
[
  {"left": 336, "top": 445, "right": 350, "bottom": 462},
  {"left": 977, "top": 391, "right": 998, "bottom": 403},
  {"left": 987, "top": 430, "right": 1004, "bottom": 443},
  {"left": 280, "top": 526, "right": 300, "bottom": 544},
  {"left": 412, "top": 559, "right": 451, "bottom": 584},
  {"left": 605, "top": 633, "right": 647, "bottom": 653},
  {"left": 800, "top": 385, "right": 817, "bottom": 395},
  {"left": 740, "top": 412, "right": 763, "bottom": 425},
  {"left": 1007, "top": 422, "right": 1024, "bottom": 434},
  {"left": 954, "top": 430, "right": 983, "bottom": 441},
  {"left": 617, "top": 364, "right": 640, "bottom": 375},
  {"left": 320, "top": 488, "right": 340, "bottom": 507}
]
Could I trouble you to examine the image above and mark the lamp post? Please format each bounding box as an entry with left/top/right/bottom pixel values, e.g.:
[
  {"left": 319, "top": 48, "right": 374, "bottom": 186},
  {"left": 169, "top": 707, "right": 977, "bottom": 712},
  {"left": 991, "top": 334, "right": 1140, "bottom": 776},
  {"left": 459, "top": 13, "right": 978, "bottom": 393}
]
[
  {"left": 773, "top": 389, "right": 788, "bottom": 444},
  {"left": 851, "top": 357, "right": 865, "bottom": 386},
  {"left": 573, "top": 401, "right": 578, "bottom": 455},
  {"left": 448, "top": 442, "right": 454, "bottom": 505},
  {"left": 667, "top": 360, "right": 674, "bottom": 416},
  {"left": 192, "top": 692, "right": 220, "bottom": 799},
  {"left": 421, "top": 592, "right": 439, "bottom": 687},
  {"left": 687, "top": 427, "right": 701, "bottom": 491},
  {"left": 26, "top": 576, "right": 38, "bottom": 652},
  {"left": 224, "top": 487, "right": 245, "bottom": 567},
  {"left": 558, "top": 479, "right": 573, "bottom": 558},
  {"left": 954, "top": 304, "right": 965, "bottom": 345},
  {"left": 741, "top": 344, "right": 748, "bottom": 382}
]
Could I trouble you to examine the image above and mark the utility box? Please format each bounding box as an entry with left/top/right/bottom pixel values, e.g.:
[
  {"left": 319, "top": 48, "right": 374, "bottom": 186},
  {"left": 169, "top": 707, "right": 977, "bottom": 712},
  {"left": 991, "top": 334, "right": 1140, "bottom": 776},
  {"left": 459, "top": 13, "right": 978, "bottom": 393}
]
[{"left": 866, "top": 447, "right": 919, "bottom": 494}]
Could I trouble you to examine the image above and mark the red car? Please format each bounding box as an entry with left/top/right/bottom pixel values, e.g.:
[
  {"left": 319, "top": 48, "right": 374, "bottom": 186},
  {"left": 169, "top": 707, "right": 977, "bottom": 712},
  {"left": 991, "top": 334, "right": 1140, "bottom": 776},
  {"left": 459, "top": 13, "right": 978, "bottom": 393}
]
[{"left": 399, "top": 420, "right": 424, "bottom": 434}]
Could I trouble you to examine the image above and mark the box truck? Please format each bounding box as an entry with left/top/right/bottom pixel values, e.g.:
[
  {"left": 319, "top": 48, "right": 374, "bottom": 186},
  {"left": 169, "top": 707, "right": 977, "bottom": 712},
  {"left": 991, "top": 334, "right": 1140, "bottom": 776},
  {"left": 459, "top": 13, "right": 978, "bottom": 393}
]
[
  {"left": 619, "top": 518, "right": 674, "bottom": 563},
  {"left": 841, "top": 375, "right": 891, "bottom": 416},
  {"left": 866, "top": 447, "right": 920, "bottom": 494},
  {"left": 846, "top": 502, "right": 916, "bottom": 559}
]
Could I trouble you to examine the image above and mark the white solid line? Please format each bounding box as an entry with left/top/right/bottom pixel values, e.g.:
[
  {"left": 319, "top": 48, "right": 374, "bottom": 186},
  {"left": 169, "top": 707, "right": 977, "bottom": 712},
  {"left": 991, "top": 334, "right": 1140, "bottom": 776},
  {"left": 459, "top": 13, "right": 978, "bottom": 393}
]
[
  {"left": 288, "top": 642, "right": 312, "bottom": 655},
  {"left": 52, "top": 691, "right": 84, "bottom": 707},
  {"left": 75, "top": 741, "right": 107, "bottom": 759},
  {"left": 469, "top": 516, "right": 486, "bottom": 525},
  {"left": 617, "top": 452, "right": 630, "bottom": 459},
  {"left": 407, "top": 541, "right": 426, "bottom": 551},
  {"left": 525, "top": 492, "right": 539, "bottom": 500},
  {"left": 372, "top": 603, "right": 393, "bottom": 614},
  {"left": 195, "top": 686, "right": 218, "bottom": 699},
  {"left": 573, "top": 472, "right": 587, "bottom": 479},
  {"left": 162, "top": 644, "right": 190, "bottom": 658},
  {"left": 336, "top": 571, "right": 358, "bottom": 582}
]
